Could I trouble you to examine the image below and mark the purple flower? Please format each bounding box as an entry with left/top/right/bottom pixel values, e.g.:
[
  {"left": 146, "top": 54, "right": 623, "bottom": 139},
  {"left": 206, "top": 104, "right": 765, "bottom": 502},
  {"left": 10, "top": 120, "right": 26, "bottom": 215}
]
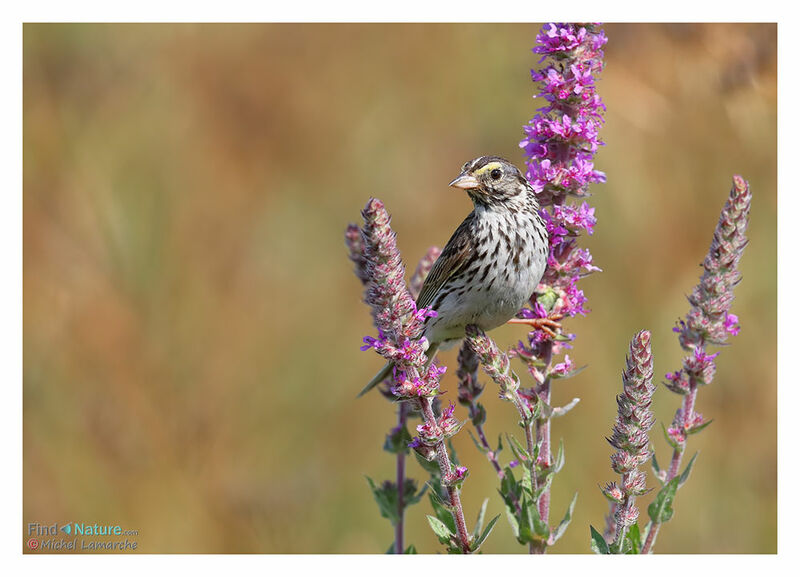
[
  {"left": 408, "top": 436, "right": 437, "bottom": 461},
  {"left": 667, "top": 426, "right": 686, "bottom": 445},
  {"left": 673, "top": 176, "right": 751, "bottom": 352},
  {"left": 553, "top": 203, "right": 596, "bottom": 235},
  {"left": 724, "top": 313, "right": 741, "bottom": 336},
  {"left": 552, "top": 355, "right": 574, "bottom": 376},
  {"left": 534, "top": 23, "right": 589, "bottom": 55},
  {"left": 664, "top": 370, "right": 691, "bottom": 395},
  {"left": 514, "top": 23, "right": 606, "bottom": 376}
]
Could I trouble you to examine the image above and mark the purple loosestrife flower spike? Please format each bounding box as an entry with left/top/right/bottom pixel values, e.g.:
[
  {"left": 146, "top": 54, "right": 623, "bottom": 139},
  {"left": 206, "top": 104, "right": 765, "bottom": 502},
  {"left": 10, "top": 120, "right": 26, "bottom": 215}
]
[
  {"left": 355, "top": 198, "right": 473, "bottom": 553},
  {"left": 409, "top": 246, "right": 442, "bottom": 301},
  {"left": 518, "top": 23, "right": 606, "bottom": 335},
  {"left": 640, "top": 177, "right": 752, "bottom": 555},
  {"left": 603, "top": 331, "right": 655, "bottom": 551},
  {"left": 511, "top": 24, "right": 607, "bottom": 552},
  {"left": 456, "top": 340, "right": 484, "bottom": 407},
  {"left": 664, "top": 176, "right": 751, "bottom": 433},
  {"left": 675, "top": 175, "right": 752, "bottom": 350},
  {"left": 360, "top": 199, "right": 418, "bottom": 343},
  {"left": 465, "top": 326, "right": 525, "bottom": 406}
]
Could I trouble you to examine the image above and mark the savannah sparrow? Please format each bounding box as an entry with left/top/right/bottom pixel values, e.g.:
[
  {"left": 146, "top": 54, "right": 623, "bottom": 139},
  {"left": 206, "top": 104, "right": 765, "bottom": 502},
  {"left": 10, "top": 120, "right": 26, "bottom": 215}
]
[{"left": 360, "top": 155, "right": 558, "bottom": 395}]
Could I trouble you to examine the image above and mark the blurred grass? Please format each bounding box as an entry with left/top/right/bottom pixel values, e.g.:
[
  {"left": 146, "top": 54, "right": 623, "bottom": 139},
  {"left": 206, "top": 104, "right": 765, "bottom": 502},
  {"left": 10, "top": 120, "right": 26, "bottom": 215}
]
[{"left": 23, "top": 23, "right": 776, "bottom": 553}]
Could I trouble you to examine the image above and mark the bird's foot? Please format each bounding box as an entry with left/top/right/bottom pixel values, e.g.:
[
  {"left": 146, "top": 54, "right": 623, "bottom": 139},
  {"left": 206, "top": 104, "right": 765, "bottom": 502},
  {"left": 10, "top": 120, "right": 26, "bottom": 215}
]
[{"left": 506, "top": 314, "right": 564, "bottom": 339}]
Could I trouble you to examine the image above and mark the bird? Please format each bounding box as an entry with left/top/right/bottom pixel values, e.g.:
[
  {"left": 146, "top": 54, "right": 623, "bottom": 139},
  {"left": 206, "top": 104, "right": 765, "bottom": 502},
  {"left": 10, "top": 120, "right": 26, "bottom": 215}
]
[{"left": 359, "top": 155, "right": 560, "bottom": 396}]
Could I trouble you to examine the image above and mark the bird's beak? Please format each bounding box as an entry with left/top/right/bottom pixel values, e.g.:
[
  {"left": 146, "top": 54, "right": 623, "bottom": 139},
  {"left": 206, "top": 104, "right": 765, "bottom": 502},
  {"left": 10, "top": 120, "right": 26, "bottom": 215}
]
[{"left": 449, "top": 173, "right": 480, "bottom": 190}]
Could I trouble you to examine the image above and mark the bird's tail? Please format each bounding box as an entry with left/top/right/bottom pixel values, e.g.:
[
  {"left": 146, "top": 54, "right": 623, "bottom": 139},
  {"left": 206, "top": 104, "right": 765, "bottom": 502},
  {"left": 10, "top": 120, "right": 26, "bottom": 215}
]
[
  {"left": 357, "top": 361, "right": 394, "bottom": 397},
  {"left": 357, "top": 342, "right": 440, "bottom": 398}
]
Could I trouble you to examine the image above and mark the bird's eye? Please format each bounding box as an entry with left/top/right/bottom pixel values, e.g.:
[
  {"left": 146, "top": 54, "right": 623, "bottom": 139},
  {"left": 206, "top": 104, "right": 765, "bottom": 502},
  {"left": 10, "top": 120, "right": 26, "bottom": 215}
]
[{"left": 490, "top": 168, "right": 502, "bottom": 180}]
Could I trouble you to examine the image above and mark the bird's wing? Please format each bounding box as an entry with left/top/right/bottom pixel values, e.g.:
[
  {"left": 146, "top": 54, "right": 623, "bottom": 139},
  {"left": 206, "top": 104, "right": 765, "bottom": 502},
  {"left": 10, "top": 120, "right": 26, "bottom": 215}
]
[{"left": 415, "top": 212, "right": 477, "bottom": 310}]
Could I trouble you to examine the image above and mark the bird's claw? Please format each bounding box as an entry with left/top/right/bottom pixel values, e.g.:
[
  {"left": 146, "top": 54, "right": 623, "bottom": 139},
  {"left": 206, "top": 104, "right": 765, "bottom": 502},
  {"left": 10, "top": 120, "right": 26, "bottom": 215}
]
[{"left": 506, "top": 314, "right": 564, "bottom": 338}]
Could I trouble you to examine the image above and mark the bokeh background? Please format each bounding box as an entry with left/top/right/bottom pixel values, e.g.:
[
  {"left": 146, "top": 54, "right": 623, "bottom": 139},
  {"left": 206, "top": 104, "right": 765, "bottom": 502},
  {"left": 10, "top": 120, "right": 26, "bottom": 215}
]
[{"left": 23, "top": 23, "right": 776, "bottom": 553}]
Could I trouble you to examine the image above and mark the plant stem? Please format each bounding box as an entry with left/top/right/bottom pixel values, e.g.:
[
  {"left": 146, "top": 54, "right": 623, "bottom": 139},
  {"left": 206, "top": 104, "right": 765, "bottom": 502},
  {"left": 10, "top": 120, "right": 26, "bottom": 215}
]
[
  {"left": 537, "top": 378, "right": 552, "bottom": 523},
  {"left": 419, "top": 397, "right": 472, "bottom": 553},
  {"left": 603, "top": 503, "right": 618, "bottom": 543},
  {"left": 506, "top": 386, "right": 540, "bottom": 554},
  {"left": 394, "top": 402, "right": 407, "bottom": 554},
  {"left": 641, "top": 380, "right": 697, "bottom": 553},
  {"left": 536, "top": 341, "right": 554, "bottom": 529},
  {"left": 641, "top": 520, "right": 660, "bottom": 554},
  {"left": 613, "top": 480, "right": 633, "bottom": 550}
]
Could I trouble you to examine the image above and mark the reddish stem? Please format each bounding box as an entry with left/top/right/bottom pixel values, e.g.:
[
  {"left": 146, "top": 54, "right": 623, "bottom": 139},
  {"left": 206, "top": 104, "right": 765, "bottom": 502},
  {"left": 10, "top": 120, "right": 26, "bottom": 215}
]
[
  {"left": 642, "top": 380, "right": 697, "bottom": 553},
  {"left": 537, "top": 342, "right": 554, "bottom": 518},
  {"left": 419, "top": 397, "right": 472, "bottom": 554},
  {"left": 394, "top": 402, "right": 407, "bottom": 554}
]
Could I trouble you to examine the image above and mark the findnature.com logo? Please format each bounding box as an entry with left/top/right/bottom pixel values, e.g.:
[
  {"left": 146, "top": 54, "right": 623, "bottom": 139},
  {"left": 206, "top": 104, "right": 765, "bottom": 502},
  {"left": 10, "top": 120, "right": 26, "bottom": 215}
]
[{"left": 26, "top": 522, "right": 139, "bottom": 552}]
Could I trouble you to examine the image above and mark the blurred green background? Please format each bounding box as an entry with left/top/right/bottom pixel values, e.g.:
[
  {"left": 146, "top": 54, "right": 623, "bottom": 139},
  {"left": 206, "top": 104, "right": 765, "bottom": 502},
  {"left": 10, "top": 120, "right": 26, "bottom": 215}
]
[{"left": 23, "top": 23, "right": 776, "bottom": 553}]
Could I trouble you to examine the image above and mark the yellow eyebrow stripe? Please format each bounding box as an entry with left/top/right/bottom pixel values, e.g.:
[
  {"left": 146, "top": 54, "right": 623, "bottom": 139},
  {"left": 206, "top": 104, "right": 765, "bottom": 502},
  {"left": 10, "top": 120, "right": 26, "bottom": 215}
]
[{"left": 473, "top": 161, "right": 503, "bottom": 176}]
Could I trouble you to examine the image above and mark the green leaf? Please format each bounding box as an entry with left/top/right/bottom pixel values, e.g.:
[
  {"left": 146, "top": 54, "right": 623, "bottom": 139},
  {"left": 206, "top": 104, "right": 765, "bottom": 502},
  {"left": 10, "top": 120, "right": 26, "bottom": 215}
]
[
  {"left": 507, "top": 433, "right": 531, "bottom": 463},
  {"left": 537, "top": 287, "right": 559, "bottom": 313},
  {"left": 383, "top": 424, "right": 412, "bottom": 454},
  {"left": 525, "top": 498, "right": 550, "bottom": 539},
  {"left": 500, "top": 466, "right": 520, "bottom": 503},
  {"left": 590, "top": 525, "right": 610, "bottom": 554},
  {"left": 552, "top": 438, "right": 565, "bottom": 473},
  {"left": 474, "top": 499, "right": 488, "bottom": 538},
  {"left": 529, "top": 398, "right": 542, "bottom": 420},
  {"left": 616, "top": 537, "right": 632, "bottom": 555},
  {"left": 365, "top": 476, "right": 400, "bottom": 525},
  {"left": 427, "top": 515, "right": 454, "bottom": 545},
  {"left": 533, "top": 439, "right": 543, "bottom": 462},
  {"left": 687, "top": 418, "right": 713, "bottom": 435},
  {"left": 534, "top": 471, "right": 555, "bottom": 501},
  {"left": 678, "top": 452, "right": 699, "bottom": 488},
  {"left": 548, "top": 492, "right": 578, "bottom": 545},
  {"left": 625, "top": 523, "right": 641, "bottom": 554},
  {"left": 468, "top": 430, "right": 489, "bottom": 454},
  {"left": 414, "top": 451, "right": 441, "bottom": 476},
  {"left": 448, "top": 439, "right": 460, "bottom": 466},
  {"left": 651, "top": 451, "right": 661, "bottom": 475},
  {"left": 549, "top": 365, "right": 587, "bottom": 380},
  {"left": 428, "top": 491, "right": 457, "bottom": 534},
  {"left": 496, "top": 434, "right": 504, "bottom": 456},
  {"left": 504, "top": 501, "right": 520, "bottom": 539},
  {"left": 472, "top": 514, "right": 500, "bottom": 551},
  {"left": 518, "top": 525, "right": 534, "bottom": 545},
  {"left": 404, "top": 480, "right": 428, "bottom": 506},
  {"left": 404, "top": 544, "right": 417, "bottom": 554},
  {"left": 472, "top": 402, "right": 487, "bottom": 427},
  {"left": 648, "top": 477, "right": 679, "bottom": 524},
  {"left": 521, "top": 461, "right": 533, "bottom": 496},
  {"left": 551, "top": 397, "right": 581, "bottom": 418}
]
